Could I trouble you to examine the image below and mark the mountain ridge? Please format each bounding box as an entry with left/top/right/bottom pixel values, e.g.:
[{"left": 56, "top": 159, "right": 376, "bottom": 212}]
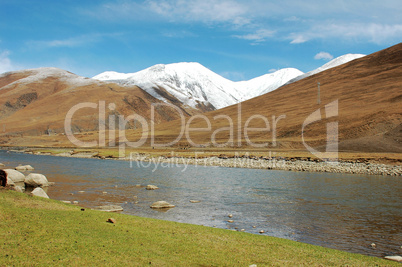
[{"left": 93, "top": 54, "right": 365, "bottom": 109}]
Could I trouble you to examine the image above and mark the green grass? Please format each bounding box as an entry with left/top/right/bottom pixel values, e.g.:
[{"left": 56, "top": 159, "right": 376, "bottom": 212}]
[{"left": 0, "top": 189, "right": 397, "bottom": 266}]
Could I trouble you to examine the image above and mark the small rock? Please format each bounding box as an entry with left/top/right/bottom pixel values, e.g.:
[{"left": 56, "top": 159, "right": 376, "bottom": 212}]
[
  {"left": 259, "top": 230, "right": 265, "bottom": 234},
  {"left": 249, "top": 265, "right": 257, "bottom": 267},
  {"left": 227, "top": 220, "right": 234, "bottom": 223},
  {"left": 135, "top": 184, "right": 141, "bottom": 187},
  {"left": 150, "top": 201, "right": 175, "bottom": 209},
  {"left": 146, "top": 185, "right": 159, "bottom": 190},
  {"left": 69, "top": 193, "right": 74, "bottom": 195},
  {"left": 189, "top": 200, "right": 201, "bottom": 203},
  {"left": 0, "top": 163, "right": 5, "bottom": 167},
  {"left": 228, "top": 214, "right": 233, "bottom": 218},
  {"left": 73, "top": 201, "right": 79, "bottom": 204},
  {"left": 15, "top": 165, "right": 34, "bottom": 171},
  {"left": 384, "top": 255, "right": 402, "bottom": 262},
  {"left": 252, "top": 226, "right": 256, "bottom": 228},
  {"left": 107, "top": 218, "right": 116, "bottom": 224},
  {"left": 30, "top": 187, "right": 49, "bottom": 198},
  {"left": 370, "top": 243, "right": 376, "bottom": 248},
  {"left": 78, "top": 191, "right": 85, "bottom": 193},
  {"left": 61, "top": 200, "right": 71, "bottom": 204},
  {"left": 81, "top": 208, "right": 85, "bottom": 211},
  {"left": 102, "top": 191, "right": 107, "bottom": 194},
  {"left": 240, "top": 229, "right": 245, "bottom": 232},
  {"left": 94, "top": 205, "right": 123, "bottom": 212}
]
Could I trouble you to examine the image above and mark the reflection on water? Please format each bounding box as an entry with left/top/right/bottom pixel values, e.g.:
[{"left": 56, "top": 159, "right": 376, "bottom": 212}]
[{"left": 1, "top": 150, "right": 401, "bottom": 257}]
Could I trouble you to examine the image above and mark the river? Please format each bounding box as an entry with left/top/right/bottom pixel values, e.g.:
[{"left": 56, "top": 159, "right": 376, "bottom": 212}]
[{"left": 1, "top": 150, "right": 401, "bottom": 258}]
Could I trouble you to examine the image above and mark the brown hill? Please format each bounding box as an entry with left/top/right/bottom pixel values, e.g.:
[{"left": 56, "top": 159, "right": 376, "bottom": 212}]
[
  {"left": 0, "top": 68, "right": 199, "bottom": 144},
  {"left": 124, "top": 43, "right": 402, "bottom": 153}
]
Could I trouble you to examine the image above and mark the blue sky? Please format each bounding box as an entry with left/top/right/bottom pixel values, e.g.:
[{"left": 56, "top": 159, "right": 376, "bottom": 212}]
[{"left": 0, "top": 0, "right": 401, "bottom": 81}]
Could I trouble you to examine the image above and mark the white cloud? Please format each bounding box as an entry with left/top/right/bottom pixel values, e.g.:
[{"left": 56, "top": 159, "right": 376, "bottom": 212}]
[
  {"left": 0, "top": 50, "right": 13, "bottom": 74},
  {"left": 87, "top": 0, "right": 402, "bottom": 45},
  {"left": 233, "top": 29, "right": 275, "bottom": 43},
  {"left": 27, "top": 33, "right": 122, "bottom": 49},
  {"left": 290, "top": 34, "right": 309, "bottom": 44},
  {"left": 290, "top": 23, "right": 402, "bottom": 45},
  {"left": 268, "top": 68, "right": 278, "bottom": 73},
  {"left": 146, "top": 0, "right": 250, "bottom": 26},
  {"left": 314, "top": 52, "right": 334, "bottom": 61}
]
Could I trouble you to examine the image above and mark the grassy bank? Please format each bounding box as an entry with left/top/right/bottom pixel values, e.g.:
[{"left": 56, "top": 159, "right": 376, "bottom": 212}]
[{"left": 0, "top": 189, "right": 397, "bottom": 266}]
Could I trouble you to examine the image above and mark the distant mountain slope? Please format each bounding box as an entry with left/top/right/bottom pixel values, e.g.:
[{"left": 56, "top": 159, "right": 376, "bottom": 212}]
[
  {"left": 0, "top": 68, "right": 198, "bottom": 140},
  {"left": 287, "top": 54, "right": 366, "bottom": 84},
  {"left": 133, "top": 44, "right": 401, "bottom": 153}
]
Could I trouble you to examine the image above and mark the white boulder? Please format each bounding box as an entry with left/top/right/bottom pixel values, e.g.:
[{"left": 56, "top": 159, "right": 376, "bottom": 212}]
[
  {"left": 4, "top": 169, "right": 26, "bottom": 183},
  {"left": 30, "top": 187, "right": 49, "bottom": 198},
  {"left": 25, "top": 173, "right": 49, "bottom": 187}
]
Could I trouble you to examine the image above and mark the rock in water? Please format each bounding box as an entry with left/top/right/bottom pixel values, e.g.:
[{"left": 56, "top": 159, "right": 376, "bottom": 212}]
[
  {"left": 146, "top": 185, "right": 159, "bottom": 190},
  {"left": 30, "top": 187, "right": 49, "bottom": 198},
  {"left": 150, "top": 201, "right": 175, "bottom": 209},
  {"left": 4, "top": 169, "right": 25, "bottom": 183},
  {"left": 15, "top": 165, "right": 34, "bottom": 171},
  {"left": 25, "top": 173, "right": 49, "bottom": 187}
]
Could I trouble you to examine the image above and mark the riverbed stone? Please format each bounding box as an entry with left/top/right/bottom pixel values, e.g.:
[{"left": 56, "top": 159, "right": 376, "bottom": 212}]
[
  {"left": 4, "top": 169, "right": 25, "bottom": 183},
  {"left": 15, "top": 165, "right": 34, "bottom": 171},
  {"left": 30, "top": 187, "right": 49, "bottom": 198},
  {"left": 150, "top": 201, "right": 175, "bottom": 209},
  {"left": 189, "top": 200, "right": 201, "bottom": 203},
  {"left": 146, "top": 185, "right": 159, "bottom": 190},
  {"left": 25, "top": 173, "right": 49, "bottom": 187},
  {"left": 0, "top": 163, "right": 5, "bottom": 167}
]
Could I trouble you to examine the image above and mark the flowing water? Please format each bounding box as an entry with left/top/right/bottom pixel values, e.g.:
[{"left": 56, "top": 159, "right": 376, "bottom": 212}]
[{"left": 1, "top": 150, "right": 401, "bottom": 258}]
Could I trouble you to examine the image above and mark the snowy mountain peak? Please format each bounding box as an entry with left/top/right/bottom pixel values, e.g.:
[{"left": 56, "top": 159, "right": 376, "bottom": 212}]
[{"left": 93, "top": 63, "right": 302, "bottom": 109}]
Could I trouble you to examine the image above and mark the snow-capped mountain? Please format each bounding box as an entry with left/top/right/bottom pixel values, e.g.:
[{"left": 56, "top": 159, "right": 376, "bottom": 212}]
[
  {"left": 94, "top": 62, "right": 241, "bottom": 109},
  {"left": 93, "top": 63, "right": 302, "bottom": 109},
  {"left": 287, "top": 54, "right": 366, "bottom": 84},
  {"left": 93, "top": 54, "right": 366, "bottom": 110},
  {"left": 235, "top": 68, "right": 303, "bottom": 97}
]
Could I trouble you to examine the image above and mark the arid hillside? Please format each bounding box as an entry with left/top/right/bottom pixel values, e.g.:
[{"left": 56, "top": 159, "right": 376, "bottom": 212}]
[
  {"left": 124, "top": 43, "right": 402, "bottom": 153},
  {"left": 0, "top": 68, "right": 199, "bottom": 145}
]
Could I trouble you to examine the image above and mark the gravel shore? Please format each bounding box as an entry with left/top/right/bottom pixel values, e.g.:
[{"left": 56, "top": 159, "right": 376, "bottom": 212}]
[{"left": 127, "top": 154, "right": 402, "bottom": 176}]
